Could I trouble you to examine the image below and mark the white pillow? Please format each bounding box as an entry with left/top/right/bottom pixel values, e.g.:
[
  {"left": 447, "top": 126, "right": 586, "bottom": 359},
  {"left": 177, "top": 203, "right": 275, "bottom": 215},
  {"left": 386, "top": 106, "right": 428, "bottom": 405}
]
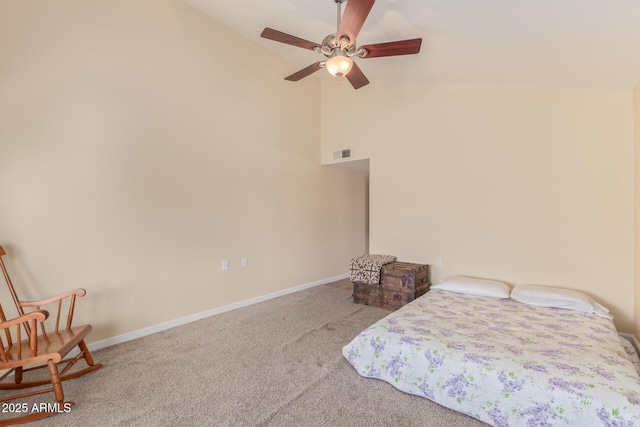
[
  {"left": 510, "top": 285, "right": 612, "bottom": 319},
  {"left": 432, "top": 275, "right": 511, "bottom": 299}
]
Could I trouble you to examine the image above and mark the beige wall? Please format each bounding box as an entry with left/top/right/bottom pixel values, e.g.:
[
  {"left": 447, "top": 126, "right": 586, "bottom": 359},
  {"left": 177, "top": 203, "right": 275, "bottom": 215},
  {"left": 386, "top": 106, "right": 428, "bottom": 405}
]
[
  {"left": 0, "top": 0, "right": 367, "bottom": 342},
  {"left": 322, "top": 80, "right": 635, "bottom": 332},
  {"left": 635, "top": 81, "right": 640, "bottom": 337}
]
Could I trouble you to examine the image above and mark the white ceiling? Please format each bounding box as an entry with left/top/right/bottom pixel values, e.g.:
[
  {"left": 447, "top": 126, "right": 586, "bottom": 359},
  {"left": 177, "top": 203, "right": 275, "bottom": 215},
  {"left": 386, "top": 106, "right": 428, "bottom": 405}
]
[{"left": 184, "top": 0, "right": 640, "bottom": 89}]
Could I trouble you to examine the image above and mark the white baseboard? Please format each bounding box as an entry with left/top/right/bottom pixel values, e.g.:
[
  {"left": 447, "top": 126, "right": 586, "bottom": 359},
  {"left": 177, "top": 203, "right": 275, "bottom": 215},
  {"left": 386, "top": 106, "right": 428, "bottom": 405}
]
[{"left": 88, "top": 273, "right": 349, "bottom": 352}]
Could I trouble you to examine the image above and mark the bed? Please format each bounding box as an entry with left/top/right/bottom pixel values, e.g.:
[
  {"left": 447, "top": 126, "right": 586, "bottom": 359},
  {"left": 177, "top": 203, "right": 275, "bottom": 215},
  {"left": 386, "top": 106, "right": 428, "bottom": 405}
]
[{"left": 342, "top": 282, "right": 640, "bottom": 426}]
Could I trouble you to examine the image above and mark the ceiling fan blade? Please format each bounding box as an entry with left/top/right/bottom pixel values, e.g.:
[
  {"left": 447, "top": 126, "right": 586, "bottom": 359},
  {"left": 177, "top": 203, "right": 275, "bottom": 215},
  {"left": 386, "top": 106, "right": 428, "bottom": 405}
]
[
  {"left": 359, "top": 38, "right": 422, "bottom": 58},
  {"left": 346, "top": 62, "right": 369, "bottom": 89},
  {"left": 261, "top": 28, "right": 321, "bottom": 51},
  {"left": 337, "top": 0, "right": 375, "bottom": 45},
  {"left": 284, "top": 62, "right": 324, "bottom": 81}
]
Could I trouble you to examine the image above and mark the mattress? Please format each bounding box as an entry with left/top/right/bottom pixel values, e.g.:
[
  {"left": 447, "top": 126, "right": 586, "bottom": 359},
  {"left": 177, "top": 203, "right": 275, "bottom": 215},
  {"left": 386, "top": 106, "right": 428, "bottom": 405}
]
[{"left": 343, "top": 289, "right": 640, "bottom": 426}]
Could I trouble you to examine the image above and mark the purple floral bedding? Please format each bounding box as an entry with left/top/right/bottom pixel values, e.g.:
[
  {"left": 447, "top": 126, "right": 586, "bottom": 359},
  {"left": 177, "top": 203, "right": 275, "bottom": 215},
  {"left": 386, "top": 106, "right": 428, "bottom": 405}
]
[{"left": 343, "top": 289, "right": 640, "bottom": 426}]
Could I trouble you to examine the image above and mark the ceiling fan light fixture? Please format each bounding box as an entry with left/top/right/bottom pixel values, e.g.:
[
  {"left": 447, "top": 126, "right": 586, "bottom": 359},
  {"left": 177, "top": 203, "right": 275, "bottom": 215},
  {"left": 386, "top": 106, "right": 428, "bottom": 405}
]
[{"left": 326, "top": 54, "right": 353, "bottom": 78}]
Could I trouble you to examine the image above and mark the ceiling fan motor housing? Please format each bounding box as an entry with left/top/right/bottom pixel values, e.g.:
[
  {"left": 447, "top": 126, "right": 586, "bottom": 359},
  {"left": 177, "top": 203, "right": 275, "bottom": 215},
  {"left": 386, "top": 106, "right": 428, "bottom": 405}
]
[{"left": 317, "top": 34, "right": 355, "bottom": 58}]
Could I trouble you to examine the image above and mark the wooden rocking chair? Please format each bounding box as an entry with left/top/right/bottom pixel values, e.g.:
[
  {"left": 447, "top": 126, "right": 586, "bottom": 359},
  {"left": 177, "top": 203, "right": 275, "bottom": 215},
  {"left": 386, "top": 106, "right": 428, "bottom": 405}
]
[{"left": 0, "top": 245, "right": 102, "bottom": 425}]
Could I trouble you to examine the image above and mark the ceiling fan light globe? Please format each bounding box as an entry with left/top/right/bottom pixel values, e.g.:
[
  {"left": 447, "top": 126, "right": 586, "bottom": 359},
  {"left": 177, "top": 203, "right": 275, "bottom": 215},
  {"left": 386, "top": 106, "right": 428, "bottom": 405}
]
[{"left": 326, "top": 55, "right": 353, "bottom": 78}]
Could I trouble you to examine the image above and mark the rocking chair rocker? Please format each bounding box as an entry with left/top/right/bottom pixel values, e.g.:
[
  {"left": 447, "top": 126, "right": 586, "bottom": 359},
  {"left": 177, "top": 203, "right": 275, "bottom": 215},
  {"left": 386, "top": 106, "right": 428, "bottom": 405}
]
[{"left": 0, "top": 245, "right": 102, "bottom": 425}]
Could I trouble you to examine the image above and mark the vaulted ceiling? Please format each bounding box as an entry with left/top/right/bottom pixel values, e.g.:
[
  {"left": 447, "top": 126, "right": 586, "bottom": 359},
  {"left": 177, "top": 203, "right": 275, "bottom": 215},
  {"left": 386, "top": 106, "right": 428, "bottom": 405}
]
[{"left": 184, "top": 0, "right": 640, "bottom": 89}]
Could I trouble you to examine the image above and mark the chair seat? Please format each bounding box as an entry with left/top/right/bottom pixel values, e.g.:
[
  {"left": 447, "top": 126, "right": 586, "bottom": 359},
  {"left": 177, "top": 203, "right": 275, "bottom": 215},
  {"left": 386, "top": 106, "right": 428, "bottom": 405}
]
[{"left": 2, "top": 325, "right": 92, "bottom": 370}]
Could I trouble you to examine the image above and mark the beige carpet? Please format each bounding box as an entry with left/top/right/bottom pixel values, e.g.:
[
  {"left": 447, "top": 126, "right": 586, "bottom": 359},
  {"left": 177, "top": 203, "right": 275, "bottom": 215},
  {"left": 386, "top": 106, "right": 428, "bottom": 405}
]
[{"left": 4, "top": 285, "right": 487, "bottom": 426}]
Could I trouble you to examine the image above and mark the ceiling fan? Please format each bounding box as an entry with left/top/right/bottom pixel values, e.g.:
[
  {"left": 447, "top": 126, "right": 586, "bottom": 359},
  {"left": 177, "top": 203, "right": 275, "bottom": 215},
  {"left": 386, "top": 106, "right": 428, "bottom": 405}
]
[{"left": 260, "top": 0, "right": 422, "bottom": 89}]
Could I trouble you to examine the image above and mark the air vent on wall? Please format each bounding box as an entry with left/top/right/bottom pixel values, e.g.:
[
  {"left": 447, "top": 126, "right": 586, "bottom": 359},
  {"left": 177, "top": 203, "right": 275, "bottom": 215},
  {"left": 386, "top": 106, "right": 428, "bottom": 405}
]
[{"left": 333, "top": 149, "right": 351, "bottom": 159}]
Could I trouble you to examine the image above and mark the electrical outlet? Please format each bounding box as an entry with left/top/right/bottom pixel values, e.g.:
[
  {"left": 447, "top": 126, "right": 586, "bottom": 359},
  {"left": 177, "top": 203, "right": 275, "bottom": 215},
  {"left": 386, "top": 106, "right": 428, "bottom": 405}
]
[
  {"left": 222, "top": 260, "right": 229, "bottom": 271},
  {"left": 436, "top": 258, "right": 443, "bottom": 267},
  {"left": 241, "top": 257, "right": 248, "bottom": 268}
]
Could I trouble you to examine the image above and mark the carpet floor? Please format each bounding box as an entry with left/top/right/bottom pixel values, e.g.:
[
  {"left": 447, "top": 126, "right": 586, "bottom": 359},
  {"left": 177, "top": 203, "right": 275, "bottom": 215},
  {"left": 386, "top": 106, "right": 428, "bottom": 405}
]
[{"left": 3, "top": 284, "right": 487, "bottom": 426}]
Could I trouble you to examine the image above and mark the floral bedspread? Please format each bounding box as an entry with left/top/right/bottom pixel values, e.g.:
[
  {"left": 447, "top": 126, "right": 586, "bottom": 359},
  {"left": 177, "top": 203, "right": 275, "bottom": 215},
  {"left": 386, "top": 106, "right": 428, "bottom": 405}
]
[{"left": 343, "top": 290, "right": 640, "bottom": 426}]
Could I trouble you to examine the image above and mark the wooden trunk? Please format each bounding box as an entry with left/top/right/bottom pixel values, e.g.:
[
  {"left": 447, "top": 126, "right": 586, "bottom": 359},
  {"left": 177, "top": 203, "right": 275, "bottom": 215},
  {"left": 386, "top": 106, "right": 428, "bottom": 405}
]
[{"left": 353, "top": 262, "right": 431, "bottom": 310}]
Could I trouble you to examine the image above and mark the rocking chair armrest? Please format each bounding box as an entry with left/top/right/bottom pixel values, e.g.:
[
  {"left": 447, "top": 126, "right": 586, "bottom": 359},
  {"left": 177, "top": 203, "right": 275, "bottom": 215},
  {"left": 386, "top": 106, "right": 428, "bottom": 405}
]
[
  {"left": 0, "top": 310, "right": 49, "bottom": 329},
  {"left": 1, "top": 310, "right": 49, "bottom": 362},
  {"left": 18, "top": 289, "right": 86, "bottom": 331},
  {"left": 19, "top": 288, "right": 87, "bottom": 308}
]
